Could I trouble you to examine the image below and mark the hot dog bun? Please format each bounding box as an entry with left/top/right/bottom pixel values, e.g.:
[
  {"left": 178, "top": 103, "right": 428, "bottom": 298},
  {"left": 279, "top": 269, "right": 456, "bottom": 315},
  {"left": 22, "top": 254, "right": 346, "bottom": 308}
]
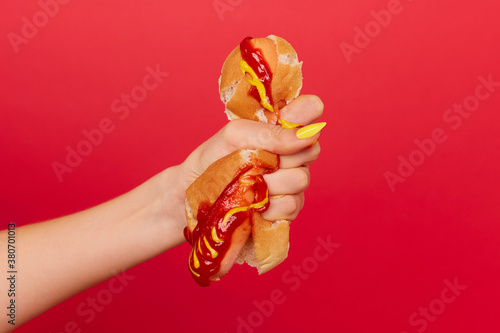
[
  {"left": 185, "top": 149, "right": 289, "bottom": 277},
  {"left": 184, "top": 35, "right": 303, "bottom": 286},
  {"left": 219, "top": 35, "right": 303, "bottom": 123}
]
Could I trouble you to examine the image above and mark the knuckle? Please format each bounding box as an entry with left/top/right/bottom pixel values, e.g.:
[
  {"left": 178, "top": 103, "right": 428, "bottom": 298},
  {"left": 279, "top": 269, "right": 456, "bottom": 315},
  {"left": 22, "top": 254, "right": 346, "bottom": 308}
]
[
  {"left": 221, "top": 121, "right": 234, "bottom": 143},
  {"left": 223, "top": 119, "right": 239, "bottom": 136},
  {"left": 270, "top": 124, "right": 286, "bottom": 145},
  {"left": 308, "top": 95, "right": 324, "bottom": 117},
  {"left": 289, "top": 194, "right": 304, "bottom": 220},
  {"left": 312, "top": 141, "right": 321, "bottom": 157},
  {"left": 295, "top": 168, "right": 310, "bottom": 192},
  {"left": 304, "top": 143, "right": 321, "bottom": 165},
  {"left": 255, "top": 127, "right": 272, "bottom": 148},
  {"left": 221, "top": 119, "right": 245, "bottom": 148},
  {"left": 284, "top": 195, "right": 299, "bottom": 216},
  {"left": 298, "top": 193, "right": 305, "bottom": 212}
]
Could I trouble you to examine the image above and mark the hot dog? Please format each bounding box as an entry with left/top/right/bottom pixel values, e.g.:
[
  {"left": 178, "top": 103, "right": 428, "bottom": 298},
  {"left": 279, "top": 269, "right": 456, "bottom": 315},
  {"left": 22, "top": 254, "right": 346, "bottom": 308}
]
[
  {"left": 184, "top": 35, "right": 303, "bottom": 286},
  {"left": 220, "top": 35, "right": 303, "bottom": 124}
]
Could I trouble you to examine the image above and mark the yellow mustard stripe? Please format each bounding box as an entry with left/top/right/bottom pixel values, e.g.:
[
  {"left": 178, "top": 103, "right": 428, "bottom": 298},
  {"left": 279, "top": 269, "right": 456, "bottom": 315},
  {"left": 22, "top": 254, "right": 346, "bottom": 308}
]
[
  {"left": 197, "top": 237, "right": 202, "bottom": 255},
  {"left": 249, "top": 189, "right": 269, "bottom": 209},
  {"left": 189, "top": 251, "right": 200, "bottom": 276},
  {"left": 279, "top": 118, "right": 302, "bottom": 129},
  {"left": 211, "top": 226, "right": 223, "bottom": 243},
  {"left": 240, "top": 60, "right": 274, "bottom": 113},
  {"left": 203, "top": 236, "right": 218, "bottom": 259},
  {"left": 192, "top": 250, "right": 200, "bottom": 269},
  {"left": 189, "top": 264, "right": 200, "bottom": 277},
  {"left": 222, "top": 189, "right": 269, "bottom": 227}
]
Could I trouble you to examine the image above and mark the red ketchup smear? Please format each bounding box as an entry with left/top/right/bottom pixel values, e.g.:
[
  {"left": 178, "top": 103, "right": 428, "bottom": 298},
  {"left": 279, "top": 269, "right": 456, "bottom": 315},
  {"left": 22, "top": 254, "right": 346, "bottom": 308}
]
[
  {"left": 183, "top": 38, "right": 285, "bottom": 287},
  {"left": 240, "top": 37, "right": 276, "bottom": 117},
  {"left": 184, "top": 165, "right": 271, "bottom": 287}
]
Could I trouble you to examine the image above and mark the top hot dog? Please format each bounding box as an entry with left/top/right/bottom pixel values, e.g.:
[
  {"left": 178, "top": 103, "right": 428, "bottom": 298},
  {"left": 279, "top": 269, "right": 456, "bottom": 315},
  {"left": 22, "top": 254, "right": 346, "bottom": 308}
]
[
  {"left": 184, "top": 35, "right": 304, "bottom": 286},
  {"left": 219, "top": 35, "right": 303, "bottom": 124}
]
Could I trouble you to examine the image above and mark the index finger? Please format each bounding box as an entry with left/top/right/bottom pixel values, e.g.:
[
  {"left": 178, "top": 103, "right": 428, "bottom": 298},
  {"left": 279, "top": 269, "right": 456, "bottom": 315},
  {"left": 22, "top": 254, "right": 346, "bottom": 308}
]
[{"left": 221, "top": 119, "right": 321, "bottom": 155}]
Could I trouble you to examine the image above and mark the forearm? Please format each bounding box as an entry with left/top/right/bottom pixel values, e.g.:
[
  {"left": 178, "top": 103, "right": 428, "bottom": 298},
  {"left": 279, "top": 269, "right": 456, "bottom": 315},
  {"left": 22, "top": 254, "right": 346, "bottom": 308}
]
[{"left": 0, "top": 165, "right": 187, "bottom": 329}]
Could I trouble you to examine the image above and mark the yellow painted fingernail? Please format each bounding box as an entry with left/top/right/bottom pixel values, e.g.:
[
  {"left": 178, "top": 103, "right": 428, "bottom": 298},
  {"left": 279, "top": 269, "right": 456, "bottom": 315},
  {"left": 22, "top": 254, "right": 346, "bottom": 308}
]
[
  {"left": 296, "top": 122, "right": 327, "bottom": 139},
  {"left": 279, "top": 119, "right": 302, "bottom": 129}
]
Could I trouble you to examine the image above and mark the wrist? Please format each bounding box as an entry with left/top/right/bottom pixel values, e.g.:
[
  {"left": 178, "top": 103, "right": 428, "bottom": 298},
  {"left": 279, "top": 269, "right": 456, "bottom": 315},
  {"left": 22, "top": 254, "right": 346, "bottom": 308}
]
[{"left": 152, "top": 165, "right": 189, "bottom": 249}]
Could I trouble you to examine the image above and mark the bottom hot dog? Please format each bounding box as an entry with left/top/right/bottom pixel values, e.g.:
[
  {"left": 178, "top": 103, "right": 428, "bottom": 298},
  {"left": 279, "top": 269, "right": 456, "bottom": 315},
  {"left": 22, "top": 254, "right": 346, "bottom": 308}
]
[{"left": 184, "top": 149, "right": 289, "bottom": 286}]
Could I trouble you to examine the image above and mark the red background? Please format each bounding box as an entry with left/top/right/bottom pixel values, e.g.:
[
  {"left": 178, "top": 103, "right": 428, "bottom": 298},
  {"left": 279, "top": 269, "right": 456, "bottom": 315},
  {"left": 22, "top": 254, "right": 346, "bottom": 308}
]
[{"left": 1, "top": 0, "right": 499, "bottom": 332}]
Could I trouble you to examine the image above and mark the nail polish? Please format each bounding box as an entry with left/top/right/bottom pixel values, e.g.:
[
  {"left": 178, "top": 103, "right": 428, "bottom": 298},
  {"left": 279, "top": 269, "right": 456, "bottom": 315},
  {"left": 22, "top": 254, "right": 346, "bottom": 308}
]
[{"left": 296, "top": 122, "right": 327, "bottom": 139}]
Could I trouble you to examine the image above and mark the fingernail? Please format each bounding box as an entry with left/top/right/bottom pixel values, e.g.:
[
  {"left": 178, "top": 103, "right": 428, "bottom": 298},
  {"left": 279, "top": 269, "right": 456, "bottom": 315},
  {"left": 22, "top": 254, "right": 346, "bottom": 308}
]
[
  {"left": 279, "top": 119, "right": 302, "bottom": 129},
  {"left": 296, "top": 122, "right": 327, "bottom": 139}
]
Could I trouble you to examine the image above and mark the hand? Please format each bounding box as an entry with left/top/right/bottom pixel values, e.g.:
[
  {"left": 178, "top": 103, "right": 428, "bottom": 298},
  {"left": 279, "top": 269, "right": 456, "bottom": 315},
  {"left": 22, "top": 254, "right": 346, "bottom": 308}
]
[{"left": 177, "top": 94, "right": 325, "bottom": 225}]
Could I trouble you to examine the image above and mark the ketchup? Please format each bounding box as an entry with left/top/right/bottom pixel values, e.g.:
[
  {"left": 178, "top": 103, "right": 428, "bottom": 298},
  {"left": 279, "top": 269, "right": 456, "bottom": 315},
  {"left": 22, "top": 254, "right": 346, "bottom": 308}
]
[
  {"left": 184, "top": 165, "right": 271, "bottom": 287},
  {"left": 240, "top": 37, "right": 275, "bottom": 113},
  {"left": 183, "top": 38, "right": 287, "bottom": 287}
]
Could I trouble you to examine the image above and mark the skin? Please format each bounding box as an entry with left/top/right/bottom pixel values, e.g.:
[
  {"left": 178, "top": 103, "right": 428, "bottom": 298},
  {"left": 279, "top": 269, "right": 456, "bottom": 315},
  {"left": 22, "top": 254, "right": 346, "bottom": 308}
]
[{"left": 0, "top": 95, "right": 324, "bottom": 331}]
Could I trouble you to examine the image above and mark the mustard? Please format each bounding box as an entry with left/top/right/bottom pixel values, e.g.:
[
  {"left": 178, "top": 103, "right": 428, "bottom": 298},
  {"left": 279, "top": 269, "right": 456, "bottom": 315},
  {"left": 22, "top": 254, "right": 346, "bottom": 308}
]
[
  {"left": 203, "top": 235, "right": 218, "bottom": 259},
  {"left": 189, "top": 250, "right": 200, "bottom": 277},
  {"left": 222, "top": 189, "right": 269, "bottom": 227},
  {"left": 212, "top": 226, "right": 223, "bottom": 243},
  {"left": 240, "top": 60, "right": 274, "bottom": 113}
]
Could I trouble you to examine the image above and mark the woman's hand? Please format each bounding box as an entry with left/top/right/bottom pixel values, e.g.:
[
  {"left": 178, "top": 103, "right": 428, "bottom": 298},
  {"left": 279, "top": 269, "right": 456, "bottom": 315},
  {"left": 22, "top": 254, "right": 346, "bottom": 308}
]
[{"left": 176, "top": 94, "right": 325, "bottom": 225}]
